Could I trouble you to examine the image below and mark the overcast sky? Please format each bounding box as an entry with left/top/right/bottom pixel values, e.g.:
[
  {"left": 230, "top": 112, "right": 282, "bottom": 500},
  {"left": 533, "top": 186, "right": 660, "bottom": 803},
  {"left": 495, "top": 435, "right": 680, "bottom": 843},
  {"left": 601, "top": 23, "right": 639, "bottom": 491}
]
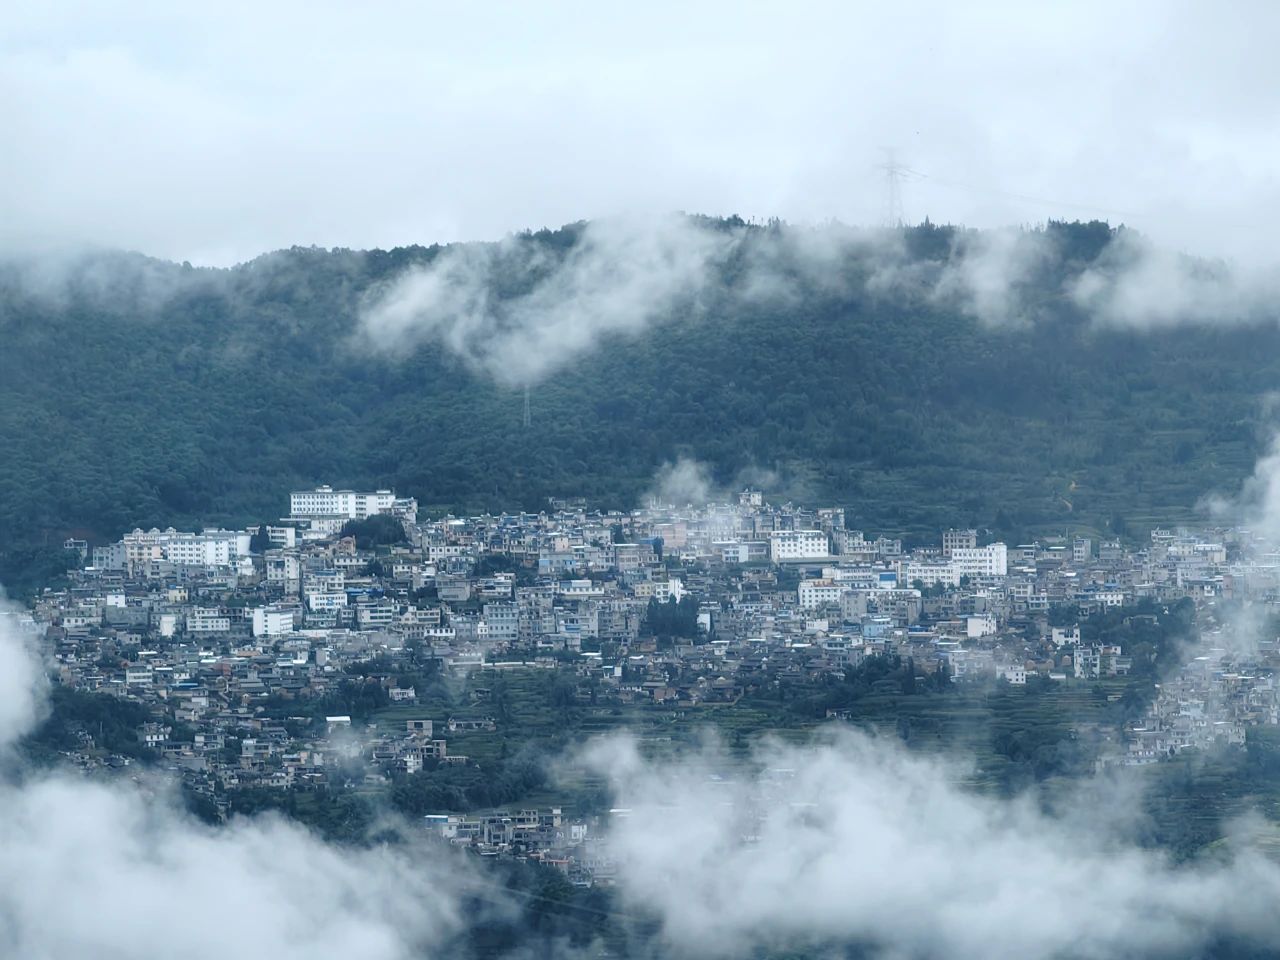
[{"left": 4, "top": 2, "right": 1279, "bottom": 265}]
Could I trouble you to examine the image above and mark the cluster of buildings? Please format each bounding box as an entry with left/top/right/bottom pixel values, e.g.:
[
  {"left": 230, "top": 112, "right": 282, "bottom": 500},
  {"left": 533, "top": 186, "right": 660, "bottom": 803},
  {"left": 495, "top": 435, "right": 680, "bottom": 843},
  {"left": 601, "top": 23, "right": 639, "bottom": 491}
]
[
  {"left": 422, "top": 808, "right": 611, "bottom": 883},
  {"left": 27, "top": 484, "right": 1280, "bottom": 824},
  {"left": 1126, "top": 635, "right": 1280, "bottom": 762}
]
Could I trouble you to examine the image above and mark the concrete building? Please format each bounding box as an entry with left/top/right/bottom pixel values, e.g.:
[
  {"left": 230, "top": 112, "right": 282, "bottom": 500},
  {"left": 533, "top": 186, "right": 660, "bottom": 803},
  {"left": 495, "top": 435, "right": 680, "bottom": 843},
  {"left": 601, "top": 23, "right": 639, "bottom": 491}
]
[
  {"left": 483, "top": 602, "right": 520, "bottom": 643},
  {"left": 289, "top": 486, "right": 397, "bottom": 520},
  {"left": 769, "top": 530, "right": 829, "bottom": 562},
  {"left": 252, "top": 606, "right": 295, "bottom": 637},
  {"left": 951, "top": 543, "right": 1008, "bottom": 578},
  {"left": 798, "top": 578, "right": 843, "bottom": 610},
  {"left": 942, "top": 528, "right": 978, "bottom": 556},
  {"left": 187, "top": 607, "right": 230, "bottom": 633},
  {"left": 1073, "top": 537, "right": 1093, "bottom": 564}
]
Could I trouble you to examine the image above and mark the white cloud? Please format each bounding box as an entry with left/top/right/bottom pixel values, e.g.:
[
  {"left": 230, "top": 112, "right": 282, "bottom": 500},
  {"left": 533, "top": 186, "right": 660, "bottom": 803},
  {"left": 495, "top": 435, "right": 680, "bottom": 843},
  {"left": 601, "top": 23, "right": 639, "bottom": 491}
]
[
  {"left": 933, "top": 227, "right": 1054, "bottom": 326},
  {"left": 1071, "top": 230, "right": 1279, "bottom": 328},
  {"left": 647, "top": 457, "right": 716, "bottom": 507},
  {"left": 0, "top": 778, "right": 460, "bottom": 959},
  {"left": 359, "top": 215, "right": 737, "bottom": 385},
  {"left": 587, "top": 731, "right": 1280, "bottom": 959},
  {"left": 0, "top": 606, "right": 46, "bottom": 754},
  {"left": 644, "top": 456, "right": 786, "bottom": 509}
]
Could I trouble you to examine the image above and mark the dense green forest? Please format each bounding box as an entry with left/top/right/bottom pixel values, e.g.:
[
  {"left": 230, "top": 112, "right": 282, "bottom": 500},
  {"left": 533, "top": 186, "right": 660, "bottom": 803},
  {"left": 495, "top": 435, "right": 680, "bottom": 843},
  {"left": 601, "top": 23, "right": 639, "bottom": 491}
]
[{"left": 2, "top": 218, "right": 1276, "bottom": 592}]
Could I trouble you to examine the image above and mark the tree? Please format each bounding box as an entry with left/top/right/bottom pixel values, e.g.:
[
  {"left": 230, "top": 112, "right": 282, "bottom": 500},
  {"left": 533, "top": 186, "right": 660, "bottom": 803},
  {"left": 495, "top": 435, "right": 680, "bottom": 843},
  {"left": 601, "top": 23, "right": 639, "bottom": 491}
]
[
  {"left": 642, "top": 596, "right": 700, "bottom": 642},
  {"left": 249, "top": 525, "right": 272, "bottom": 553},
  {"left": 900, "top": 657, "right": 918, "bottom": 695},
  {"left": 1047, "top": 603, "right": 1080, "bottom": 628},
  {"left": 3, "top": 216, "right": 1269, "bottom": 590},
  {"left": 338, "top": 514, "right": 406, "bottom": 549}
]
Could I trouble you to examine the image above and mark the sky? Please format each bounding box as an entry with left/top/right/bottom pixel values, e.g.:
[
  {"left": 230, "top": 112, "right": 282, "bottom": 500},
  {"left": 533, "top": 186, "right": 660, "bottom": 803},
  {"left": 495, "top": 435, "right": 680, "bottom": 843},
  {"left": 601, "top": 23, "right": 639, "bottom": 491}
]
[{"left": 4, "top": 2, "right": 1280, "bottom": 265}]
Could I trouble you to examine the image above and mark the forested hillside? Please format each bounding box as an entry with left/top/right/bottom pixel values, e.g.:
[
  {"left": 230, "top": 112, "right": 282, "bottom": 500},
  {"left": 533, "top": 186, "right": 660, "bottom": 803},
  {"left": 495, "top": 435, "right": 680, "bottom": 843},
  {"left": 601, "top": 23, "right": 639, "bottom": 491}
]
[{"left": 1, "top": 218, "right": 1275, "bottom": 591}]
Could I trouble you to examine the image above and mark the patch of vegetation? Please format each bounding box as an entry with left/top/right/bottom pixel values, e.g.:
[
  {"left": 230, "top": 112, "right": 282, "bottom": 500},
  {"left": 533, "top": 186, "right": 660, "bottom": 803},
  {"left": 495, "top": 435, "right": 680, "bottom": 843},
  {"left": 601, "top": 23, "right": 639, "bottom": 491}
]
[
  {"left": 21, "top": 684, "right": 155, "bottom": 762},
  {"left": 339, "top": 513, "right": 407, "bottom": 549},
  {"left": 1, "top": 219, "right": 1274, "bottom": 594}
]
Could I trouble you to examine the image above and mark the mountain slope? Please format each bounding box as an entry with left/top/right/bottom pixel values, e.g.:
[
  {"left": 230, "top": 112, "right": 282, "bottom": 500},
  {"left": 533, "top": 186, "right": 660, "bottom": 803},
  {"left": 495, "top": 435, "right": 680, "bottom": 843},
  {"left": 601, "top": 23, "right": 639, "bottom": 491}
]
[{"left": 0, "top": 219, "right": 1273, "bottom": 590}]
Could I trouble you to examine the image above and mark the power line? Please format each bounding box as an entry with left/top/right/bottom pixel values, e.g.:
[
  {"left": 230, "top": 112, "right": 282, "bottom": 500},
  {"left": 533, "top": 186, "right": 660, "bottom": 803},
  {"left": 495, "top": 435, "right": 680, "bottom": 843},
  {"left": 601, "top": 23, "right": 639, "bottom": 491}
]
[
  {"left": 906, "top": 168, "right": 1138, "bottom": 221},
  {"left": 869, "top": 150, "right": 1137, "bottom": 225}
]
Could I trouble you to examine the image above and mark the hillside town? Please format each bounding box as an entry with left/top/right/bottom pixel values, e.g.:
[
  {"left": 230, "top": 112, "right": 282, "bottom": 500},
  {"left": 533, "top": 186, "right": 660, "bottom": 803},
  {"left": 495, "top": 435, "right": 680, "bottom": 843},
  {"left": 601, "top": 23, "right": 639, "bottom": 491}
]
[{"left": 16, "top": 484, "right": 1280, "bottom": 877}]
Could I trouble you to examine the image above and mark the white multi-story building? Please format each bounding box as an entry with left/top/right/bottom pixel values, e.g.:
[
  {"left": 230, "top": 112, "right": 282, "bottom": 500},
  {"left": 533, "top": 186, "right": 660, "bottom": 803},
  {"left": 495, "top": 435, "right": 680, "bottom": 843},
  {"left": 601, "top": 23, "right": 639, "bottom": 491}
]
[
  {"left": 798, "top": 578, "right": 844, "bottom": 610},
  {"left": 266, "top": 525, "right": 298, "bottom": 548},
  {"left": 427, "top": 542, "right": 470, "bottom": 562},
  {"left": 769, "top": 530, "right": 829, "bottom": 562},
  {"left": 164, "top": 534, "right": 233, "bottom": 567},
  {"left": 951, "top": 543, "right": 1008, "bottom": 578},
  {"left": 96, "top": 528, "right": 250, "bottom": 572},
  {"left": 266, "top": 553, "right": 301, "bottom": 586},
  {"left": 187, "top": 607, "right": 230, "bottom": 633},
  {"left": 306, "top": 591, "right": 348, "bottom": 612},
  {"left": 652, "top": 578, "right": 684, "bottom": 603},
  {"left": 252, "top": 606, "right": 295, "bottom": 637},
  {"left": 717, "top": 540, "right": 769, "bottom": 564},
  {"left": 289, "top": 486, "right": 396, "bottom": 520},
  {"left": 997, "top": 664, "right": 1027, "bottom": 685},
  {"left": 356, "top": 599, "right": 396, "bottom": 629},
  {"left": 1073, "top": 644, "right": 1128, "bottom": 678},
  {"left": 1089, "top": 589, "right": 1126, "bottom": 608},
  {"left": 557, "top": 580, "right": 606, "bottom": 599},
  {"left": 899, "top": 559, "right": 962, "bottom": 588},
  {"left": 967, "top": 614, "right": 997, "bottom": 638},
  {"left": 121, "top": 529, "right": 166, "bottom": 568},
  {"left": 303, "top": 575, "right": 345, "bottom": 611},
  {"left": 1051, "top": 625, "right": 1081, "bottom": 647}
]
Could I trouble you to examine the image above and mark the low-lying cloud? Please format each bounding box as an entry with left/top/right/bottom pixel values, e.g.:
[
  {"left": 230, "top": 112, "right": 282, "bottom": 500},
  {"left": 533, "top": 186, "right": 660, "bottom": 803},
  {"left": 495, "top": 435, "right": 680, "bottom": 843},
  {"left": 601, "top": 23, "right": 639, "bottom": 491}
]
[
  {"left": 0, "top": 247, "right": 200, "bottom": 316},
  {"left": 1070, "top": 230, "right": 1280, "bottom": 329},
  {"left": 0, "top": 607, "right": 45, "bottom": 753},
  {"left": 645, "top": 456, "right": 784, "bottom": 508},
  {"left": 358, "top": 214, "right": 739, "bottom": 386},
  {"left": 932, "top": 226, "right": 1056, "bottom": 325},
  {"left": 861, "top": 224, "right": 1280, "bottom": 330},
  {"left": 10, "top": 216, "right": 1279, "bottom": 383},
  {"left": 586, "top": 430, "right": 1280, "bottom": 958},
  {"left": 647, "top": 457, "right": 716, "bottom": 507},
  {"left": 359, "top": 214, "right": 1280, "bottom": 385},
  {"left": 1205, "top": 420, "right": 1280, "bottom": 546},
  {"left": 0, "top": 778, "right": 460, "bottom": 959},
  {"left": 586, "top": 730, "right": 1280, "bottom": 959}
]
